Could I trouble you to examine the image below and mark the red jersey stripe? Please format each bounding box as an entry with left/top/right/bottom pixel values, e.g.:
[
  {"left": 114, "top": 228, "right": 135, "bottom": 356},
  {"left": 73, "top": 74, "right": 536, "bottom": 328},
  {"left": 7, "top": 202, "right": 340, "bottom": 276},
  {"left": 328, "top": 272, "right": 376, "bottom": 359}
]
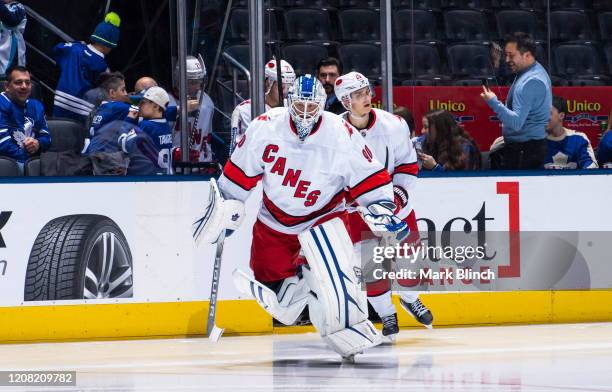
[
  {"left": 262, "top": 190, "right": 345, "bottom": 227},
  {"left": 394, "top": 162, "right": 419, "bottom": 176},
  {"left": 348, "top": 168, "right": 392, "bottom": 200},
  {"left": 223, "top": 159, "right": 263, "bottom": 191}
]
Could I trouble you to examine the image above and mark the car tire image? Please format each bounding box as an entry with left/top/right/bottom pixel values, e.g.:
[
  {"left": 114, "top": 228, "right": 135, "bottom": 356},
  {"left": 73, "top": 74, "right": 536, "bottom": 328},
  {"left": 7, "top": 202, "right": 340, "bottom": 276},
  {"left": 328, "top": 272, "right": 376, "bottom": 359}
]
[{"left": 24, "top": 214, "right": 133, "bottom": 301}]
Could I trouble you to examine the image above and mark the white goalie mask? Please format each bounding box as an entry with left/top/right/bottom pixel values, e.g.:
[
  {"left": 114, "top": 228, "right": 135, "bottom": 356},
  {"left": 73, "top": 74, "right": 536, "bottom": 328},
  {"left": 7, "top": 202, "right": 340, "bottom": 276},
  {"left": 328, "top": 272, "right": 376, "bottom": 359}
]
[
  {"left": 287, "top": 74, "right": 326, "bottom": 140},
  {"left": 334, "top": 71, "right": 373, "bottom": 111}
]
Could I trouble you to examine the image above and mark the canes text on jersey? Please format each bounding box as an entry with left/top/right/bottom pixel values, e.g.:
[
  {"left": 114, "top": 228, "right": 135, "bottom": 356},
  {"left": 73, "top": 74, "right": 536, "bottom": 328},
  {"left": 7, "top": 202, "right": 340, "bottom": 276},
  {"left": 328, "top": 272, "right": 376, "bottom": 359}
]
[{"left": 262, "top": 144, "right": 321, "bottom": 207}]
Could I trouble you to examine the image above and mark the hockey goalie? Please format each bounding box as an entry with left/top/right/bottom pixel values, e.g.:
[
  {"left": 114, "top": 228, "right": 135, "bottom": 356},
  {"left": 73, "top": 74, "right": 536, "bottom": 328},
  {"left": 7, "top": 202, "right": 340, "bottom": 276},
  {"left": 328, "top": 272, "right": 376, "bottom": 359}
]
[{"left": 193, "top": 75, "right": 409, "bottom": 360}]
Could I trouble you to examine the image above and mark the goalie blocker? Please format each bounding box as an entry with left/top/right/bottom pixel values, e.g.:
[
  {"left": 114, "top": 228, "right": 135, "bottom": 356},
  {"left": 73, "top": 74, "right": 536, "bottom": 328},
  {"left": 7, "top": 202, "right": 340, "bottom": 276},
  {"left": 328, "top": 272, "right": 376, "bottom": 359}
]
[{"left": 234, "top": 217, "right": 382, "bottom": 359}]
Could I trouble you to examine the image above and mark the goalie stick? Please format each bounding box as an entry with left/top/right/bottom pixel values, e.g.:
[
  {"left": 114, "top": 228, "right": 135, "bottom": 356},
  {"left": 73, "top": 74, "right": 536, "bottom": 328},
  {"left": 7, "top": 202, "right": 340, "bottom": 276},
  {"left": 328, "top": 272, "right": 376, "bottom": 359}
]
[{"left": 207, "top": 229, "right": 226, "bottom": 342}]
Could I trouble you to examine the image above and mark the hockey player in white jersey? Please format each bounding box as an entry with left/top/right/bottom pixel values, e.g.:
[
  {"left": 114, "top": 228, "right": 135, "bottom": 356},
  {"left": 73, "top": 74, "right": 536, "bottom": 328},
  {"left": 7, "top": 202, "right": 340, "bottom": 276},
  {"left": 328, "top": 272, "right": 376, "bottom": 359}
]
[
  {"left": 335, "top": 71, "right": 434, "bottom": 340},
  {"left": 230, "top": 59, "right": 295, "bottom": 151},
  {"left": 194, "top": 75, "right": 410, "bottom": 359}
]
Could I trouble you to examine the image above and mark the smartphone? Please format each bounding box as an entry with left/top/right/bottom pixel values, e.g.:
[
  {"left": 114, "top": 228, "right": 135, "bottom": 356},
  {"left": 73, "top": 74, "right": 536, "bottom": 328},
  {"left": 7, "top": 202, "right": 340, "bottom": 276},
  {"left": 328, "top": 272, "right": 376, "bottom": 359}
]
[{"left": 481, "top": 78, "right": 490, "bottom": 90}]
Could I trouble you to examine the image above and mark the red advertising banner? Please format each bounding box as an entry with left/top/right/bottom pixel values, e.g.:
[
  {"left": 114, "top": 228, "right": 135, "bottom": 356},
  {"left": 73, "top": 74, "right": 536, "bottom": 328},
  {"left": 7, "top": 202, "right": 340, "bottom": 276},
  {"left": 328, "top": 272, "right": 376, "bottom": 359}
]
[{"left": 372, "top": 87, "right": 612, "bottom": 151}]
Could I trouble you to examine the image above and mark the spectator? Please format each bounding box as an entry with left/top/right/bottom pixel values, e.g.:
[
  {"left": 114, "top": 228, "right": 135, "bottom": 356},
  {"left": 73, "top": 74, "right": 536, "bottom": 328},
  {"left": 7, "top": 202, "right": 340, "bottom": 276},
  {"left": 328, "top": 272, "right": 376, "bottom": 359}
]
[
  {"left": 0, "top": 0, "right": 26, "bottom": 76},
  {"left": 544, "top": 96, "right": 597, "bottom": 169},
  {"left": 129, "top": 76, "right": 177, "bottom": 127},
  {"left": 480, "top": 32, "right": 552, "bottom": 169},
  {"left": 417, "top": 109, "right": 482, "bottom": 171},
  {"left": 172, "top": 55, "right": 214, "bottom": 164},
  {"left": 394, "top": 106, "right": 416, "bottom": 138},
  {"left": 83, "top": 72, "right": 121, "bottom": 109},
  {"left": 85, "top": 72, "right": 130, "bottom": 153},
  {"left": 133, "top": 76, "right": 158, "bottom": 94},
  {"left": 53, "top": 12, "right": 121, "bottom": 125},
  {"left": 119, "top": 86, "right": 172, "bottom": 175},
  {"left": 411, "top": 112, "right": 429, "bottom": 152},
  {"left": 0, "top": 65, "right": 50, "bottom": 173},
  {"left": 316, "top": 57, "right": 344, "bottom": 114}
]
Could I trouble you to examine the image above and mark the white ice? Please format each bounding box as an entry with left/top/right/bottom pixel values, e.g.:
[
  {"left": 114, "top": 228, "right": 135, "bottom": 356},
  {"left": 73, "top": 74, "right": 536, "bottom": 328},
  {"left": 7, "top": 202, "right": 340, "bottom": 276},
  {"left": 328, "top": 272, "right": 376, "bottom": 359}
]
[{"left": 1, "top": 322, "right": 612, "bottom": 392}]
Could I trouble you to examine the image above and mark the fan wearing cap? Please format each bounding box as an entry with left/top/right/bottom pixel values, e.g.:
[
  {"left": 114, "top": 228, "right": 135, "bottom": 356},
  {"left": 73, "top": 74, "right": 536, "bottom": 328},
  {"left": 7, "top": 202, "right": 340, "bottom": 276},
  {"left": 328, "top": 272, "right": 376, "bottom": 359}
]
[
  {"left": 335, "top": 71, "right": 434, "bottom": 338},
  {"left": 52, "top": 12, "right": 121, "bottom": 124},
  {"left": 229, "top": 59, "right": 296, "bottom": 151},
  {"left": 118, "top": 86, "right": 172, "bottom": 175}
]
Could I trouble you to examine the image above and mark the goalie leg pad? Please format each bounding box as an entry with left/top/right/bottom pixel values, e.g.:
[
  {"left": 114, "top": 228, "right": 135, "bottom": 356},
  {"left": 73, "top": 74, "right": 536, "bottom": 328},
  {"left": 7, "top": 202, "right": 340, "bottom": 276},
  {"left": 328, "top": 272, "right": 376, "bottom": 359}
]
[
  {"left": 299, "top": 218, "right": 382, "bottom": 356},
  {"left": 232, "top": 268, "right": 309, "bottom": 326},
  {"left": 323, "top": 319, "right": 381, "bottom": 359},
  {"left": 193, "top": 178, "right": 245, "bottom": 245}
]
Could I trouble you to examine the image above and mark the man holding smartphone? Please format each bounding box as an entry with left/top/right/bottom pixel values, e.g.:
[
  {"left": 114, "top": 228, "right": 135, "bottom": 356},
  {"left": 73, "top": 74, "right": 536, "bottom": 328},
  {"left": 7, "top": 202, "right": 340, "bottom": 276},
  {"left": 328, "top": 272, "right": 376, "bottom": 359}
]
[{"left": 480, "top": 33, "right": 552, "bottom": 169}]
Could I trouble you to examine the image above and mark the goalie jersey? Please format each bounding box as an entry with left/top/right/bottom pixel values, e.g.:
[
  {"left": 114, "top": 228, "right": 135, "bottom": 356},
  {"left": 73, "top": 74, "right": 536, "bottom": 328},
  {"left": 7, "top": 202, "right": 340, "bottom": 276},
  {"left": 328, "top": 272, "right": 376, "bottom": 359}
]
[
  {"left": 340, "top": 108, "right": 418, "bottom": 220},
  {"left": 218, "top": 107, "right": 394, "bottom": 235}
]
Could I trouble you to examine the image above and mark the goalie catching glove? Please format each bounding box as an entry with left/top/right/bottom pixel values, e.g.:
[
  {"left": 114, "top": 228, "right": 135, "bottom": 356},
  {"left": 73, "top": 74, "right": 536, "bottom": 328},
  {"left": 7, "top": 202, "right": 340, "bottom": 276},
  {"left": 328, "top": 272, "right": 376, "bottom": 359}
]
[
  {"left": 357, "top": 201, "right": 409, "bottom": 245},
  {"left": 193, "top": 178, "right": 245, "bottom": 245}
]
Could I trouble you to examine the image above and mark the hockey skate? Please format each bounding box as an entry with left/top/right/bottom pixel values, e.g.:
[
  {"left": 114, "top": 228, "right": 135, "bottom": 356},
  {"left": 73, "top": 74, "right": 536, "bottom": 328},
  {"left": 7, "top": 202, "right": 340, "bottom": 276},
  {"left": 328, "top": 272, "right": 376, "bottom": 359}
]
[
  {"left": 400, "top": 298, "right": 433, "bottom": 329},
  {"left": 381, "top": 313, "right": 399, "bottom": 342}
]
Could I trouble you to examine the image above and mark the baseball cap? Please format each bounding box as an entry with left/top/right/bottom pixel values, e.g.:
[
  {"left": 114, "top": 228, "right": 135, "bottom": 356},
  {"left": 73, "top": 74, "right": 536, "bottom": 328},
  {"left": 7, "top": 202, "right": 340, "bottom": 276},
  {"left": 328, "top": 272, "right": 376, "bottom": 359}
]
[{"left": 142, "top": 86, "right": 169, "bottom": 110}]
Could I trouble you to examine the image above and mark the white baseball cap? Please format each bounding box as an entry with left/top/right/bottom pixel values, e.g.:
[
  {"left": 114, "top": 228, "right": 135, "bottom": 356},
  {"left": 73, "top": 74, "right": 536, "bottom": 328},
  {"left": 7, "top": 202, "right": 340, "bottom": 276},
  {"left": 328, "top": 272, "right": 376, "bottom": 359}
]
[{"left": 143, "top": 86, "right": 170, "bottom": 110}]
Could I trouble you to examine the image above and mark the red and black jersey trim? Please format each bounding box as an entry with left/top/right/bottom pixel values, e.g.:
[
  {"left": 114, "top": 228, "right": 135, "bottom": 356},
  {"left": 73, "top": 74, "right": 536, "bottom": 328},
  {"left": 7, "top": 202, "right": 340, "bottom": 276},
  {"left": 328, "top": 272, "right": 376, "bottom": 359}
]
[
  {"left": 262, "top": 190, "right": 345, "bottom": 227},
  {"left": 348, "top": 168, "right": 392, "bottom": 200},
  {"left": 394, "top": 161, "right": 419, "bottom": 176},
  {"left": 223, "top": 159, "right": 263, "bottom": 191}
]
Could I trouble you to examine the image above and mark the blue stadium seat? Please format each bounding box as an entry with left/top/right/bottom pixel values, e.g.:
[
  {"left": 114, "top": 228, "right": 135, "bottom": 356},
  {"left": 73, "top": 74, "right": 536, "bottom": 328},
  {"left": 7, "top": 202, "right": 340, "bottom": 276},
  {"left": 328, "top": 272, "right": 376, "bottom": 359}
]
[
  {"left": 553, "top": 43, "right": 607, "bottom": 80},
  {"left": 395, "top": 43, "right": 450, "bottom": 81},
  {"left": 339, "top": 9, "right": 380, "bottom": 42},
  {"left": 599, "top": 12, "right": 612, "bottom": 41},
  {"left": 282, "top": 0, "right": 339, "bottom": 7},
  {"left": 393, "top": 9, "right": 439, "bottom": 42},
  {"left": 442, "top": 0, "right": 492, "bottom": 9},
  {"left": 339, "top": 43, "right": 381, "bottom": 78},
  {"left": 550, "top": 10, "right": 593, "bottom": 42},
  {"left": 337, "top": 0, "right": 378, "bottom": 8},
  {"left": 496, "top": 10, "right": 543, "bottom": 40},
  {"left": 0, "top": 157, "right": 20, "bottom": 176},
  {"left": 393, "top": 0, "right": 442, "bottom": 9},
  {"left": 550, "top": 0, "right": 593, "bottom": 9},
  {"left": 447, "top": 43, "right": 495, "bottom": 78},
  {"left": 491, "top": 0, "right": 546, "bottom": 9},
  {"left": 604, "top": 44, "right": 612, "bottom": 74},
  {"left": 284, "top": 9, "right": 335, "bottom": 43},
  {"left": 282, "top": 44, "right": 329, "bottom": 76},
  {"left": 228, "top": 8, "right": 249, "bottom": 43},
  {"left": 24, "top": 157, "right": 40, "bottom": 176},
  {"left": 443, "top": 10, "right": 491, "bottom": 42}
]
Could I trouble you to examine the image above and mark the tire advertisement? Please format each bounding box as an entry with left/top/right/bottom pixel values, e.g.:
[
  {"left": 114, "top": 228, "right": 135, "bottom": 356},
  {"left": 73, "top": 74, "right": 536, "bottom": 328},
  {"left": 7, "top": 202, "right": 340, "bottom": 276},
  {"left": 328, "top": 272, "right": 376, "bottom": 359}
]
[{"left": 1, "top": 174, "right": 611, "bottom": 308}]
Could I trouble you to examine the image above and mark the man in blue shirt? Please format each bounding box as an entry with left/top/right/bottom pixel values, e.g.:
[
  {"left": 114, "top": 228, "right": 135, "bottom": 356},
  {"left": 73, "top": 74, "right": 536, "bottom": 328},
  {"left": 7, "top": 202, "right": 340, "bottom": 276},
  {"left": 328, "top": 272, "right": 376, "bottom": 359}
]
[
  {"left": 481, "top": 32, "right": 552, "bottom": 169},
  {"left": 0, "top": 66, "right": 51, "bottom": 173}
]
